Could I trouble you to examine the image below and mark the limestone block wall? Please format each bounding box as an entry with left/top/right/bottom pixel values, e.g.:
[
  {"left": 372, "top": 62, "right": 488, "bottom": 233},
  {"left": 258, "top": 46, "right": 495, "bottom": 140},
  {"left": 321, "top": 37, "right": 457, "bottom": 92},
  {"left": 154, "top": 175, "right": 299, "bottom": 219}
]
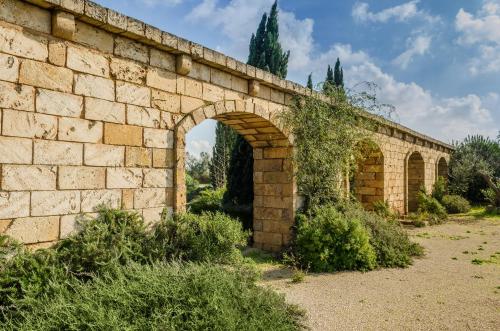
[{"left": 0, "top": 0, "right": 452, "bottom": 250}]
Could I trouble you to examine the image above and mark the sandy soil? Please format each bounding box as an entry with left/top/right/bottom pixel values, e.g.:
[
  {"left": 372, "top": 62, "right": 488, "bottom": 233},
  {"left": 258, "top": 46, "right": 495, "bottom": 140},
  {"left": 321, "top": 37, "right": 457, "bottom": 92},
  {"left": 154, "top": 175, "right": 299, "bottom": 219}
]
[{"left": 263, "top": 219, "right": 500, "bottom": 331}]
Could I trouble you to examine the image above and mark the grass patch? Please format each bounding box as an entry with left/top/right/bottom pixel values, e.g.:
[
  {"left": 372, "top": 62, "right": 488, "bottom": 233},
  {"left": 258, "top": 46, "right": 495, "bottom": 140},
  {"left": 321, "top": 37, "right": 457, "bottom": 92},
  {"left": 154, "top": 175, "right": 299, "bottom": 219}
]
[{"left": 455, "top": 206, "right": 500, "bottom": 221}]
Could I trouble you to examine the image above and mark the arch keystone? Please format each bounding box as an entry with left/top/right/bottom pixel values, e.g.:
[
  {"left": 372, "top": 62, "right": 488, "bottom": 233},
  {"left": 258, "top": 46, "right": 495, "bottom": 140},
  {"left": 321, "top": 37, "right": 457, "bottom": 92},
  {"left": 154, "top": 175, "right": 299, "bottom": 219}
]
[{"left": 176, "top": 54, "right": 192, "bottom": 75}]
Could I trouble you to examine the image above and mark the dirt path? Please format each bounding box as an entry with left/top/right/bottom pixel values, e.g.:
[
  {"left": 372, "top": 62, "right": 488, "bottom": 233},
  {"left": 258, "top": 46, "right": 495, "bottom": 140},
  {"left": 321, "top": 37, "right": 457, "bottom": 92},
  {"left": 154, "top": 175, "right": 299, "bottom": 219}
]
[{"left": 264, "top": 219, "right": 500, "bottom": 331}]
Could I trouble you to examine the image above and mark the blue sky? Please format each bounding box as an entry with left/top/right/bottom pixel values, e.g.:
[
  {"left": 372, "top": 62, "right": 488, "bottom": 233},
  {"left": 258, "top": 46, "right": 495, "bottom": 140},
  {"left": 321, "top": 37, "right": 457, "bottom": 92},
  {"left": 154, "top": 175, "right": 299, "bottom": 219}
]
[{"left": 97, "top": 0, "right": 500, "bottom": 156}]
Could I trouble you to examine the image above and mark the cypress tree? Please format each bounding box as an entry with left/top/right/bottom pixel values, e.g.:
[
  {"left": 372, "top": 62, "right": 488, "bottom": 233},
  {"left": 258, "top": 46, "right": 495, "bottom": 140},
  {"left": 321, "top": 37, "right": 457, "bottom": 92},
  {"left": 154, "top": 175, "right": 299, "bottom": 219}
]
[
  {"left": 264, "top": 1, "right": 290, "bottom": 79},
  {"left": 248, "top": 13, "right": 268, "bottom": 70},
  {"left": 334, "top": 57, "right": 344, "bottom": 88},
  {"left": 210, "top": 122, "right": 237, "bottom": 189},
  {"left": 307, "top": 73, "right": 313, "bottom": 90},
  {"left": 324, "top": 65, "right": 334, "bottom": 91}
]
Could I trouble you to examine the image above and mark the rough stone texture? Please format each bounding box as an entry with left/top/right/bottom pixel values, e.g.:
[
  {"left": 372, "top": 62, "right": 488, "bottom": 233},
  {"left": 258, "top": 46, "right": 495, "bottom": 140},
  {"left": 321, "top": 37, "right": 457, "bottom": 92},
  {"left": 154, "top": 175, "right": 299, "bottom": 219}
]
[{"left": 0, "top": 0, "right": 452, "bottom": 250}]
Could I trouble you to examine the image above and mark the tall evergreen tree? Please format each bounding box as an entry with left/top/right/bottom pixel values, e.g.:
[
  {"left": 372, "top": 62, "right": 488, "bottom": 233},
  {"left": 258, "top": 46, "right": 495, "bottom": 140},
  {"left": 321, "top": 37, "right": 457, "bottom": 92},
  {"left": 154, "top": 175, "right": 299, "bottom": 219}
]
[
  {"left": 324, "top": 65, "right": 334, "bottom": 91},
  {"left": 247, "top": 13, "right": 267, "bottom": 69},
  {"left": 307, "top": 73, "right": 313, "bottom": 89},
  {"left": 264, "top": 1, "right": 290, "bottom": 78},
  {"left": 210, "top": 122, "right": 237, "bottom": 189},
  {"left": 334, "top": 57, "right": 344, "bottom": 88}
]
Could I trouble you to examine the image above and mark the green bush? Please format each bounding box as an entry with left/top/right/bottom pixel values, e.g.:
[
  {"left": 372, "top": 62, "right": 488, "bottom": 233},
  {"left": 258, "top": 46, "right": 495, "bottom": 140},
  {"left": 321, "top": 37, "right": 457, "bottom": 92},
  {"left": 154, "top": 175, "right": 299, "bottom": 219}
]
[
  {"left": 372, "top": 200, "right": 397, "bottom": 220},
  {"left": 417, "top": 191, "right": 447, "bottom": 220},
  {"left": 432, "top": 176, "right": 447, "bottom": 202},
  {"left": 4, "top": 263, "right": 304, "bottom": 331},
  {"left": 294, "top": 205, "right": 377, "bottom": 272},
  {"left": 441, "top": 195, "right": 471, "bottom": 214},
  {"left": 188, "top": 188, "right": 225, "bottom": 214},
  {"left": 341, "top": 204, "right": 424, "bottom": 268},
  {"left": 146, "top": 211, "right": 249, "bottom": 264}
]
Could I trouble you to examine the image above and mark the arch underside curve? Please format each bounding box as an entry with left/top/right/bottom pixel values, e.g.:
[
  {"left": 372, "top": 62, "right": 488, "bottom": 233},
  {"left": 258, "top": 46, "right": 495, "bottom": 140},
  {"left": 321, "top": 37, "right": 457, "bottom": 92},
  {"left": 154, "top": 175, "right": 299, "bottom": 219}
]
[{"left": 174, "top": 100, "right": 295, "bottom": 252}]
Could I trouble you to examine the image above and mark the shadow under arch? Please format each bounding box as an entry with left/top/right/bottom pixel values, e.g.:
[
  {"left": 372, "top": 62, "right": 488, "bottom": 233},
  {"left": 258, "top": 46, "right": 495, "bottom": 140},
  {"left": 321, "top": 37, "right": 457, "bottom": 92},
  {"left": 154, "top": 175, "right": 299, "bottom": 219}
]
[
  {"left": 174, "top": 100, "right": 295, "bottom": 252},
  {"left": 405, "top": 149, "right": 425, "bottom": 214},
  {"left": 436, "top": 156, "right": 448, "bottom": 182},
  {"left": 352, "top": 139, "right": 385, "bottom": 210}
]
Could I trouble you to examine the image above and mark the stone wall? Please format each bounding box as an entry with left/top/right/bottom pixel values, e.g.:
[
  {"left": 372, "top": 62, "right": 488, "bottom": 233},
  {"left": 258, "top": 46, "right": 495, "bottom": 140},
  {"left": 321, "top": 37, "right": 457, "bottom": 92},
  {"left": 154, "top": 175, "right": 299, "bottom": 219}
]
[{"left": 0, "top": 0, "right": 452, "bottom": 250}]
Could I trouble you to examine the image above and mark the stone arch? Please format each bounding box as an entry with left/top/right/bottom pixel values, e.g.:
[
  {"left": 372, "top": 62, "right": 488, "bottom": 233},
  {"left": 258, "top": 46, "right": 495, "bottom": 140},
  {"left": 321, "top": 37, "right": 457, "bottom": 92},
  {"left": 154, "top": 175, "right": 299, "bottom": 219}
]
[
  {"left": 405, "top": 150, "right": 425, "bottom": 213},
  {"left": 353, "top": 140, "right": 385, "bottom": 210},
  {"left": 436, "top": 157, "right": 448, "bottom": 182},
  {"left": 174, "top": 100, "right": 295, "bottom": 252}
]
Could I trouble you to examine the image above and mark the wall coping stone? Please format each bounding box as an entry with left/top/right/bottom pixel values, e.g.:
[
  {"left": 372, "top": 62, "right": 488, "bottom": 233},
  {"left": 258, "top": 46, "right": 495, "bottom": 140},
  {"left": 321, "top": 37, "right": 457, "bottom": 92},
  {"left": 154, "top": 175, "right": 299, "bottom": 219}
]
[{"left": 20, "top": 0, "right": 453, "bottom": 151}]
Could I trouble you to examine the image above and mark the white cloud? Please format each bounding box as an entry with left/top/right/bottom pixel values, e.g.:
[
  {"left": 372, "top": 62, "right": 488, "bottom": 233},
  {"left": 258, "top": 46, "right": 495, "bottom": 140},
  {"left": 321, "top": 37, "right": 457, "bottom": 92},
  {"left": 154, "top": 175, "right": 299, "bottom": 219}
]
[
  {"left": 185, "top": 0, "right": 498, "bottom": 142},
  {"left": 456, "top": 1, "right": 500, "bottom": 74},
  {"left": 352, "top": 1, "right": 438, "bottom": 24},
  {"left": 137, "top": 0, "right": 183, "bottom": 7},
  {"left": 187, "top": 139, "right": 212, "bottom": 158},
  {"left": 393, "top": 35, "right": 431, "bottom": 69}
]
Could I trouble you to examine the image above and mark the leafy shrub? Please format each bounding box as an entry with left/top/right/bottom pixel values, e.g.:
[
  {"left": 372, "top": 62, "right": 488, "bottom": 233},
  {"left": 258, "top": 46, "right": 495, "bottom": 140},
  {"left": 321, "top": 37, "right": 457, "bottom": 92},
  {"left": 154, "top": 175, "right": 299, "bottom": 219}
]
[
  {"left": 146, "top": 211, "right": 249, "bottom": 264},
  {"left": 417, "top": 192, "right": 447, "bottom": 220},
  {"left": 372, "top": 200, "right": 397, "bottom": 220},
  {"left": 294, "top": 205, "right": 377, "bottom": 272},
  {"left": 441, "top": 195, "right": 471, "bottom": 214},
  {"left": 432, "top": 176, "right": 447, "bottom": 202},
  {"left": 188, "top": 188, "right": 225, "bottom": 214},
  {"left": 341, "top": 203, "right": 424, "bottom": 267},
  {"left": 4, "top": 263, "right": 304, "bottom": 331}
]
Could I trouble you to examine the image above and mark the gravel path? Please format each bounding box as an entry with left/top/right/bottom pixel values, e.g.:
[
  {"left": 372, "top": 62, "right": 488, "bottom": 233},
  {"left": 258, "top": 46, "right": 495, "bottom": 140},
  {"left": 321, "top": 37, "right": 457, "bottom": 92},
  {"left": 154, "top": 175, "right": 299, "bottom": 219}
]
[{"left": 264, "top": 219, "right": 500, "bottom": 331}]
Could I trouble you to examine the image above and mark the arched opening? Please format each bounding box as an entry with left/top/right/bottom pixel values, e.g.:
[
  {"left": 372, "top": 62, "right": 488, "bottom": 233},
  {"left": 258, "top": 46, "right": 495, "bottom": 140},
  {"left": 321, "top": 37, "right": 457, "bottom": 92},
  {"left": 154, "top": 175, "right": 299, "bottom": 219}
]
[
  {"left": 353, "top": 141, "right": 384, "bottom": 210},
  {"left": 436, "top": 157, "right": 448, "bottom": 182},
  {"left": 406, "top": 151, "right": 425, "bottom": 213},
  {"left": 175, "top": 100, "right": 295, "bottom": 252}
]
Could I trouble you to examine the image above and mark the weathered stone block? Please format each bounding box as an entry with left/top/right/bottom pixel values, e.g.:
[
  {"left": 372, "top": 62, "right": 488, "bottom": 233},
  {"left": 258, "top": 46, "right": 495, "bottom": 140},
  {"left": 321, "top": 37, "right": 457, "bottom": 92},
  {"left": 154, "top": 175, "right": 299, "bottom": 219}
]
[
  {"left": 67, "top": 46, "right": 109, "bottom": 77},
  {"left": 85, "top": 97, "right": 125, "bottom": 123},
  {"left": 144, "top": 128, "right": 173, "bottom": 148},
  {"left": 127, "top": 105, "right": 160, "bottom": 128},
  {"left": 115, "top": 37, "right": 148, "bottom": 63},
  {"left": 134, "top": 188, "right": 165, "bottom": 208},
  {"left": 248, "top": 80, "right": 260, "bottom": 97},
  {"left": 254, "top": 159, "right": 282, "bottom": 172},
  {"left": 104, "top": 123, "right": 143, "bottom": 146},
  {"left": 0, "top": 53, "right": 19, "bottom": 82},
  {"left": 81, "top": 189, "right": 121, "bottom": 212},
  {"left": 106, "top": 168, "right": 143, "bottom": 189},
  {"left": 58, "top": 166, "right": 105, "bottom": 189},
  {"left": 2, "top": 165, "right": 56, "bottom": 191},
  {"left": 59, "top": 117, "right": 103, "bottom": 143},
  {"left": 52, "top": 10, "right": 75, "bottom": 40},
  {"left": 19, "top": 59, "right": 73, "bottom": 93},
  {"left": 36, "top": 89, "right": 83, "bottom": 117},
  {"left": 180, "top": 95, "right": 204, "bottom": 114},
  {"left": 2, "top": 109, "right": 57, "bottom": 139},
  {"left": 0, "top": 0, "right": 51, "bottom": 33},
  {"left": 0, "top": 81, "right": 35, "bottom": 111},
  {"left": 146, "top": 67, "right": 176, "bottom": 92},
  {"left": 176, "top": 54, "right": 191, "bottom": 75},
  {"left": 74, "top": 21, "right": 113, "bottom": 53},
  {"left": 121, "top": 189, "right": 134, "bottom": 209},
  {"left": 142, "top": 207, "right": 164, "bottom": 226},
  {"left": 125, "top": 146, "right": 152, "bottom": 167},
  {"left": 152, "top": 89, "right": 180, "bottom": 113},
  {"left": 84, "top": 143, "right": 124, "bottom": 166},
  {"left": 202, "top": 83, "right": 224, "bottom": 102},
  {"left": 60, "top": 213, "right": 91, "bottom": 239},
  {"left": 143, "top": 168, "right": 172, "bottom": 188},
  {"left": 0, "top": 136, "right": 32, "bottom": 164},
  {"left": 0, "top": 192, "right": 30, "bottom": 219},
  {"left": 0, "top": 24, "right": 48, "bottom": 61},
  {"left": 110, "top": 57, "right": 146, "bottom": 84},
  {"left": 150, "top": 48, "right": 175, "bottom": 71},
  {"left": 116, "top": 81, "right": 151, "bottom": 107},
  {"left": 74, "top": 73, "right": 115, "bottom": 101},
  {"left": 5, "top": 216, "right": 59, "bottom": 244},
  {"left": 34, "top": 140, "right": 83, "bottom": 165},
  {"left": 152, "top": 148, "right": 174, "bottom": 168},
  {"left": 31, "top": 190, "right": 80, "bottom": 216}
]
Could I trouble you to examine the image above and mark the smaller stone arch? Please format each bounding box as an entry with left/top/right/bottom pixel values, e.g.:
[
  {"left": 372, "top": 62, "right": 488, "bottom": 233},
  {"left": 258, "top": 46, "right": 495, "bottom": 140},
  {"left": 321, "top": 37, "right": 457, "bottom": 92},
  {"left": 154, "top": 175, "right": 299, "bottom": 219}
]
[
  {"left": 353, "top": 140, "right": 385, "bottom": 210},
  {"left": 436, "top": 157, "right": 448, "bottom": 182},
  {"left": 405, "top": 150, "right": 425, "bottom": 213}
]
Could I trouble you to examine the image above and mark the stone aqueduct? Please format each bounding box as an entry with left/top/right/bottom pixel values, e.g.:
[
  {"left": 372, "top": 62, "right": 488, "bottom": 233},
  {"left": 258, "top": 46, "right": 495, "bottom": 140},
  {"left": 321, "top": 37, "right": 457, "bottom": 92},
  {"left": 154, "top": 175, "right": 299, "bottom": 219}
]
[{"left": 0, "top": 0, "right": 452, "bottom": 251}]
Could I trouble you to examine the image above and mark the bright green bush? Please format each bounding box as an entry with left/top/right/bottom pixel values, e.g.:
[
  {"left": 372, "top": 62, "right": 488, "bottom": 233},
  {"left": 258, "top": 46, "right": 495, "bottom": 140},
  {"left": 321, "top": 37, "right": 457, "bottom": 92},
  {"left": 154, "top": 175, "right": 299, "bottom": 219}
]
[
  {"left": 188, "top": 187, "right": 225, "bottom": 214},
  {"left": 4, "top": 263, "right": 304, "bottom": 331},
  {"left": 372, "top": 200, "right": 396, "bottom": 220},
  {"left": 341, "top": 203, "right": 423, "bottom": 268},
  {"left": 146, "top": 211, "right": 249, "bottom": 264},
  {"left": 432, "top": 176, "right": 447, "bottom": 202},
  {"left": 294, "top": 205, "right": 377, "bottom": 272},
  {"left": 441, "top": 195, "right": 471, "bottom": 214},
  {"left": 417, "top": 191, "right": 447, "bottom": 220}
]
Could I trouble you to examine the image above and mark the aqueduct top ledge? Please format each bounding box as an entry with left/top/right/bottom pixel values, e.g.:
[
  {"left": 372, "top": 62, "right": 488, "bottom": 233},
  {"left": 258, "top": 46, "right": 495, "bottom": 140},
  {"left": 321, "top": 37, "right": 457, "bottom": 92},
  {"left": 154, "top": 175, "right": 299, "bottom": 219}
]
[{"left": 17, "top": 0, "right": 452, "bottom": 153}]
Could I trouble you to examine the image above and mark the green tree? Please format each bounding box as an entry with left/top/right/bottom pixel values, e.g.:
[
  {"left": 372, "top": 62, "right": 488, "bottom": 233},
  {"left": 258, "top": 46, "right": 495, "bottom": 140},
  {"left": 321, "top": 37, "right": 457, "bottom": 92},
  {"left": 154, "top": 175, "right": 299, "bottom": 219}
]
[
  {"left": 210, "top": 123, "right": 237, "bottom": 189},
  {"left": 263, "top": 1, "right": 290, "bottom": 79},
  {"left": 186, "top": 152, "right": 211, "bottom": 184},
  {"left": 247, "top": 13, "right": 267, "bottom": 69},
  {"left": 334, "top": 57, "right": 344, "bottom": 88},
  {"left": 307, "top": 73, "right": 313, "bottom": 89},
  {"left": 324, "top": 65, "right": 334, "bottom": 92}
]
